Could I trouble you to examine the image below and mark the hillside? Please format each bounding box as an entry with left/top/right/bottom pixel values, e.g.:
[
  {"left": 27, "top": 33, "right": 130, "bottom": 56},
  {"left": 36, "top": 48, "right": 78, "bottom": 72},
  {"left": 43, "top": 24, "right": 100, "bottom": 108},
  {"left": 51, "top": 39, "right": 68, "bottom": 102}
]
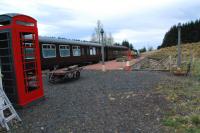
[
  {"left": 150, "top": 42, "right": 200, "bottom": 59},
  {"left": 143, "top": 42, "right": 200, "bottom": 77}
]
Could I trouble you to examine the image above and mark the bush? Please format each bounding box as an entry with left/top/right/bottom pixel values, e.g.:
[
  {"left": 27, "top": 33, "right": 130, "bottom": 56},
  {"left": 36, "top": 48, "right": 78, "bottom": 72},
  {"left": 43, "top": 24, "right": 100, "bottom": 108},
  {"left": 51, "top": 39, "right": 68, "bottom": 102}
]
[
  {"left": 162, "top": 118, "right": 179, "bottom": 127},
  {"left": 191, "top": 115, "right": 200, "bottom": 125}
]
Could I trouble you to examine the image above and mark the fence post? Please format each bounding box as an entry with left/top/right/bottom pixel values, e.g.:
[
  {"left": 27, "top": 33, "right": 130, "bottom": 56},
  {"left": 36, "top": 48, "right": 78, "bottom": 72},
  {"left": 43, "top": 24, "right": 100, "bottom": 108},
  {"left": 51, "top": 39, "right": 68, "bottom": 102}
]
[
  {"left": 191, "top": 53, "right": 195, "bottom": 76},
  {"left": 169, "top": 55, "right": 172, "bottom": 72}
]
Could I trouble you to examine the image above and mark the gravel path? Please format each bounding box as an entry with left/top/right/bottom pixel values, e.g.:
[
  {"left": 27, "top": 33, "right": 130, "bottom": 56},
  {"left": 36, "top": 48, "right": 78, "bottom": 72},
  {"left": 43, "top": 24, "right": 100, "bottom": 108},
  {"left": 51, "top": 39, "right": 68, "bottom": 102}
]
[{"left": 4, "top": 70, "right": 171, "bottom": 133}]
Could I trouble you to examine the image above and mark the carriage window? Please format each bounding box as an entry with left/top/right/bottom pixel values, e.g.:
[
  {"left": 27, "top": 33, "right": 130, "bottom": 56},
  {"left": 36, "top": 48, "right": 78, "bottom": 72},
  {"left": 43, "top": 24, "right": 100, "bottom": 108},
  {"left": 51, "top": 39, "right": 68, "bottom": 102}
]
[
  {"left": 42, "top": 44, "right": 56, "bottom": 58},
  {"left": 93, "top": 47, "right": 96, "bottom": 55},
  {"left": 90, "top": 47, "right": 93, "bottom": 55},
  {"left": 90, "top": 47, "right": 96, "bottom": 55},
  {"left": 59, "top": 45, "right": 70, "bottom": 57},
  {"left": 72, "top": 46, "right": 81, "bottom": 56}
]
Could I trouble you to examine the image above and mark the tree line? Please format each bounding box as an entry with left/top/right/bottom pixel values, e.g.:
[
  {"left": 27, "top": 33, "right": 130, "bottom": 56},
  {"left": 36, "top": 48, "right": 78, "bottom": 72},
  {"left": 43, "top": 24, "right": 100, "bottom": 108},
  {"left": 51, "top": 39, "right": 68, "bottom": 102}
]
[{"left": 158, "top": 19, "right": 200, "bottom": 49}]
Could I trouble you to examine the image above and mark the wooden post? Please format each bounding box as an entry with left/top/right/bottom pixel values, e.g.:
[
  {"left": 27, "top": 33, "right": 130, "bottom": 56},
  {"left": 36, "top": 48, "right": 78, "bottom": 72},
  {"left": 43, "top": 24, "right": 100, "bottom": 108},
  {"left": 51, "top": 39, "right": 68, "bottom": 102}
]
[
  {"left": 191, "top": 52, "right": 195, "bottom": 76},
  {"left": 169, "top": 55, "right": 172, "bottom": 72}
]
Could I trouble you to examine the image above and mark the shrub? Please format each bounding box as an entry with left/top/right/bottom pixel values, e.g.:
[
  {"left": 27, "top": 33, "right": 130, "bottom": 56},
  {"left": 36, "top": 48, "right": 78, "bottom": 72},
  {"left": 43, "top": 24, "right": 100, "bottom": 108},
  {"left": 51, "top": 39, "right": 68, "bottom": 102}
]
[{"left": 191, "top": 115, "right": 200, "bottom": 125}]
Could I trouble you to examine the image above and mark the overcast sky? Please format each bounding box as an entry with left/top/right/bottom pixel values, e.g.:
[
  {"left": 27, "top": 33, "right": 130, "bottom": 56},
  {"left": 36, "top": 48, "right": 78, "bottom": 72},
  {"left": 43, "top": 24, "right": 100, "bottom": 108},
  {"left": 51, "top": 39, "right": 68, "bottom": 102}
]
[{"left": 1, "top": 0, "right": 200, "bottom": 49}]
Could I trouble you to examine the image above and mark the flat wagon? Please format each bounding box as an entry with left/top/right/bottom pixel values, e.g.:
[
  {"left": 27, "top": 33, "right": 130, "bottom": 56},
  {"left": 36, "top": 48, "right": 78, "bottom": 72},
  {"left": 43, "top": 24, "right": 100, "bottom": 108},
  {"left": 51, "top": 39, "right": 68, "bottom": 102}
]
[{"left": 48, "top": 65, "right": 83, "bottom": 83}]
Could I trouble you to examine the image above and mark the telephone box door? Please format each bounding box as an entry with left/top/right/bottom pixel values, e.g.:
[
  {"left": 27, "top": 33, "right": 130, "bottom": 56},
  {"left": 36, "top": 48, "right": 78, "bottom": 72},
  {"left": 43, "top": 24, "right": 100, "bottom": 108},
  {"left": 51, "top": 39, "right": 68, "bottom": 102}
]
[{"left": 15, "top": 29, "right": 43, "bottom": 105}]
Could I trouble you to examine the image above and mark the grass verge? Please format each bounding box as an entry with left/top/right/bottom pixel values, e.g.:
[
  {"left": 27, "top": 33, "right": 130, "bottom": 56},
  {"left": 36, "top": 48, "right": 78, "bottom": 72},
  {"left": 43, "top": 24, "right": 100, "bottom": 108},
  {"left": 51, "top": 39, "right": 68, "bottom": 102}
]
[{"left": 156, "top": 77, "right": 200, "bottom": 133}]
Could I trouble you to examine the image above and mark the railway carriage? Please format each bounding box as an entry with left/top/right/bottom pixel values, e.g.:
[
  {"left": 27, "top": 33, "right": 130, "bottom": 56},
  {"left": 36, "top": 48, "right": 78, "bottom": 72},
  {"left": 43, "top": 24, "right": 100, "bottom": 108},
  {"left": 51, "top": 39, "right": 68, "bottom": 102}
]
[
  {"left": 39, "top": 37, "right": 102, "bottom": 70},
  {"left": 38, "top": 37, "right": 128, "bottom": 70},
  {"left": 105, "top": 45, "right": 127, "bottom": 60}
]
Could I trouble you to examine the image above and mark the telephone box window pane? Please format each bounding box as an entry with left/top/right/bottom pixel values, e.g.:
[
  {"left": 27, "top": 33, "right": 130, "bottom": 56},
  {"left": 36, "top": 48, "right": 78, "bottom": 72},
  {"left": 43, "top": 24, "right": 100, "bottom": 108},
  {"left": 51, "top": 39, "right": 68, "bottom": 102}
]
[
  {"left": 0, "top": 21, "right": 11, "bottom": 26},
  {"left": 24, "top": 43, "right": 35, "bottom": 59},
  {"left": 24, "top": 34, "right": 33, "bottom": 39},
  {"left": 0, "top": 33, "right": 7, "bottom": 40},
  {"left": 16, "top": 21, "right": 34, "bottom": 26}
]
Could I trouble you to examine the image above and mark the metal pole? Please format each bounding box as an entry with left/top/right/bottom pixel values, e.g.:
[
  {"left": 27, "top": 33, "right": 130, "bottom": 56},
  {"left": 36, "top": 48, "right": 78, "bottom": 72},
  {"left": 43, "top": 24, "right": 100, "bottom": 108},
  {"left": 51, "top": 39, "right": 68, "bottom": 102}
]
[
  {"left": 100, "top": 28, "right": 105, "bottom": 72},
  {"left": 101, "top": 34, "right": 105, "bottom": 71},
  {"left": 99, "top": 32, "right": 101, "bottom": 45},
  {"left": 102, "top": 35, "right": 104, "bottom": 65},
  {"left": 177, "top": 23, "right": 181, "bottom": 67}
]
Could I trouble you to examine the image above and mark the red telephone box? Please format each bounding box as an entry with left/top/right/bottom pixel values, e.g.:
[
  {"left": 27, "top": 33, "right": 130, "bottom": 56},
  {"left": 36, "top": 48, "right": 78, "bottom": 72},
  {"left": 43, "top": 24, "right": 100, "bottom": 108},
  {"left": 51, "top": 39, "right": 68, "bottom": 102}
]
[{"left": 0, "top": 13, "right": 44, "bottom": 107}]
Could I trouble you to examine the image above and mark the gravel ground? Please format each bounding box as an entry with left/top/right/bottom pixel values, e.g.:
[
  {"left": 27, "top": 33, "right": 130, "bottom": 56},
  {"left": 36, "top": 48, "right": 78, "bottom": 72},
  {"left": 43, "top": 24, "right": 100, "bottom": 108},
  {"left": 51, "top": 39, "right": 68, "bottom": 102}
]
[{"left": 2, "top": 70, "right": 171, "bottom": 133}]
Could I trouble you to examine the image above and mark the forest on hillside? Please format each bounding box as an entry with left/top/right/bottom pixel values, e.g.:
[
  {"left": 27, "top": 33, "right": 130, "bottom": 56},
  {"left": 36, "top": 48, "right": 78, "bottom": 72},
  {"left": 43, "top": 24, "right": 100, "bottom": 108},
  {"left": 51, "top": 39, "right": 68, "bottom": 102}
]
[{"left": 158, "top": 19, "right": 200, "bottom": 49}]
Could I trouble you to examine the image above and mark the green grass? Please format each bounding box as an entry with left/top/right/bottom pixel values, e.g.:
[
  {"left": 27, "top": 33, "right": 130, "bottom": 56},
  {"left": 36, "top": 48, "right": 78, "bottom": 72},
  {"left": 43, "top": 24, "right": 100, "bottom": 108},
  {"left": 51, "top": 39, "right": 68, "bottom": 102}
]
[
  {"left": 156, "top": 78, "right": 200, "bottom": 132},
  {"left": 138, "top": 44, "right": 200, "bottom": 132},
  {"left": 191, "top": 115, "right": 200, "bottom": 126},
  {"left": 192, "top": 60, "right": 200, "bottom": 78},
  {"left": 151, "top": 42, "right": 200, "bottom": 59},
  {"left": 150, "top": 42, "right": 200, "bottom": 132}
]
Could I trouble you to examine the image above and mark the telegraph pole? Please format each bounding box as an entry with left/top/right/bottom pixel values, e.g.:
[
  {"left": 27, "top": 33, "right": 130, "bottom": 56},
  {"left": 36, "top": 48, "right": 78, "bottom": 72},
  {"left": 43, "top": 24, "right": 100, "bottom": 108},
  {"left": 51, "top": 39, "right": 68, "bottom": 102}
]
[
  {"left": 177, "top": 23, "right": 181, "bottom": 67},
  {"left": 100, "top": 28, "right": 105, "bottom": 72}
]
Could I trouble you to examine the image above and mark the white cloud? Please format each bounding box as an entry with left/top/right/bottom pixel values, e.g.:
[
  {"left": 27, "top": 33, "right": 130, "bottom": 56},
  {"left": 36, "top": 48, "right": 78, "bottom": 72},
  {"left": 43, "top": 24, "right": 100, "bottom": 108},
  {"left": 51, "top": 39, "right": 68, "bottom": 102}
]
[
  {"left": 37, "top": 0, "right": 182, "bottom": 21},
  {"left": 113, "top": 29, "right": 165, "bottom": 42},
  {"left": 80, "top": 35, "right": 91, "bottom": 41},
  {"left": 0, "top": 0, "right": 200, "bottom": 49},
  {"left": 113, "top": 29, "right": 166, "bottom": 49},
  {"left": 58, "top": 19, "right": 95, "bottom": 28},
  {"left": 0, "top": 0, "right": 50, "bottom": 17},
  {"left": 38, "top": 23, "right": 59, "bottom": 36}
]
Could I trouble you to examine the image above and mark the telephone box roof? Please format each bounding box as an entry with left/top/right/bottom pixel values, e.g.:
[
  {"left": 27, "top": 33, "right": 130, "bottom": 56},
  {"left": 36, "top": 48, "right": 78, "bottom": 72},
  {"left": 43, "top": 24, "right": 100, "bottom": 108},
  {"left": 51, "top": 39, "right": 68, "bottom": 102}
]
[
  {"left": 0, "top": 13, "right": 36, "bottom": 25},
  {"left": 0, "top": 13, "right": 22, "bottom": 18}
]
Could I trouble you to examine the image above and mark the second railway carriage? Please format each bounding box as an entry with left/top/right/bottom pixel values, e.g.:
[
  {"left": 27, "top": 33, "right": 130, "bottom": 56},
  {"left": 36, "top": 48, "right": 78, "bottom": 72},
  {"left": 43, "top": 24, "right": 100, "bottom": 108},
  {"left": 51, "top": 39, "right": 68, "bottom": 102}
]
[
  {"left": 38, "top": 36, "right": 128, "bottom": 70},
  {"left": 105, "top": 45, "right": 127, "bottom": 60}
]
